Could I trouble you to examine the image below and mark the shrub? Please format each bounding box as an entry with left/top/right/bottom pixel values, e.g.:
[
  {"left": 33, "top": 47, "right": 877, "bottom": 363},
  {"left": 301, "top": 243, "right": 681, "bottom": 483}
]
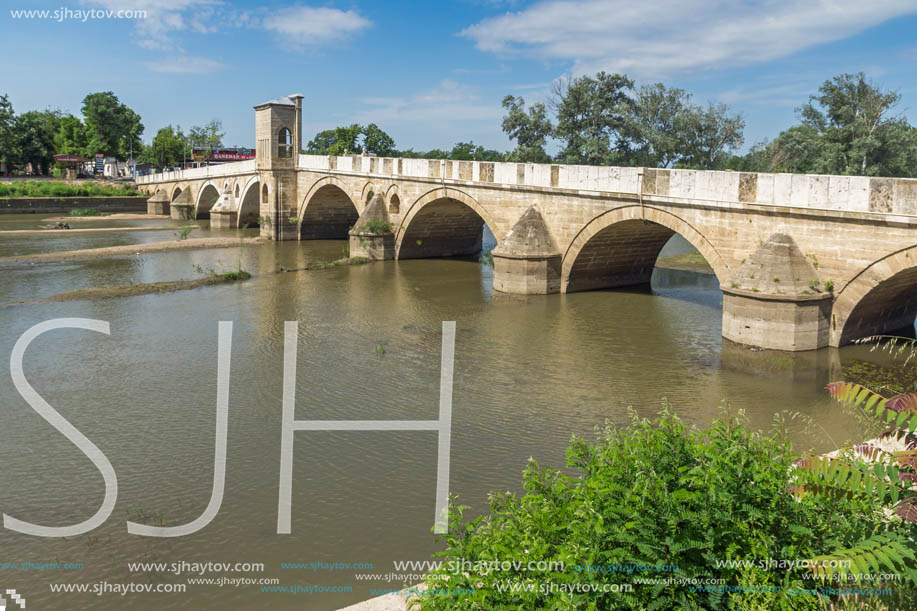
[
  {"left": 176, "top": 224, "right": 194, "bottom": 240},
  {"left": 0, "top": 180, "right": 142, "bottom": 197},
  {"left": 355, "top": 218, "right": 393, "bottom": 235},
  {"left": 418, "top": 408, "right": 891, "bottom": 610}
]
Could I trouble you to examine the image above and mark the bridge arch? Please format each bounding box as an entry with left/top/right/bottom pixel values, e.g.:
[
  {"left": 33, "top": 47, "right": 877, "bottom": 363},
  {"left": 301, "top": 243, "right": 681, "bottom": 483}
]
[
  {"left": 360, "top": 181, "right": 377, "bottom": 207},
  {"left": 561, "top": 205, "right": 729, "bottom": 293},
  {"left": 395, "top": 187, "right": 500, "bottom": 260},
  {"left": 171, "top": 186, "right": 183, "bottom": 202},
  {"left": 195, "top": 181, "right": 220, "bottom": 219},
  {"left": 237, "top": 176, "right": 261, "bottom": 227},
  {"left": 831, "top": 246, "right": 917, "bottom": 346},
  {"left": 385, "top": 184, "right": 401, "bottom": 214},
  {"left": 297, "top": 176, "right": 359, "bottom": 239}
]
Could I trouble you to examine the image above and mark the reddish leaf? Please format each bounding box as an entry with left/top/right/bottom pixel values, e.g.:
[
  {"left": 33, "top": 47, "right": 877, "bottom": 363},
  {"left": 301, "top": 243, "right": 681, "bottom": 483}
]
[
  {"left": 887, "top": 394, "right": 917, "bottom": 413},
  {"left": 895, "top": 496, "right": 917, "bottom": 522},
  {"left": 855, "top": 444, "right": 886, "bottom": 461}
]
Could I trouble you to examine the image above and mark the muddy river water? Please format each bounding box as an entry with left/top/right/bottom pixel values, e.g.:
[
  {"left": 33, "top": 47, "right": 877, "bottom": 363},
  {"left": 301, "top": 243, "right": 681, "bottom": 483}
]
[{"left": 0, "top": 214, "right": 910, "bottom": 609}]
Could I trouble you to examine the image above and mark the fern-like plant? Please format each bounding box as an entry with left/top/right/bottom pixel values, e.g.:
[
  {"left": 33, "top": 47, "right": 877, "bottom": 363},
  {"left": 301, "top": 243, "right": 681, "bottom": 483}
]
[{"left": 792, "top": 369, "right": 917, "bottom": 589}]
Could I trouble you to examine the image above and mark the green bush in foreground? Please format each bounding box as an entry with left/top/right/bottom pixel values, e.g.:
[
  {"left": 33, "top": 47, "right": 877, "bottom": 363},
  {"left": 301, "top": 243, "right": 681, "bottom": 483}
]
[
  {"left": 418, "top": 408, "right": 912, "bottom": 610},
  {"left": 0, "top": 180, "right": 142, "bottom": 197}
]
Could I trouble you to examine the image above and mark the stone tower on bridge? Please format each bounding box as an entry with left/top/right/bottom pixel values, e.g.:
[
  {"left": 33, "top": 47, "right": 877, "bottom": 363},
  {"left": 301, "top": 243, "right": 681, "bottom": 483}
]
[{"left": 255, "top": 93, "right": 303, "bottom": 240}]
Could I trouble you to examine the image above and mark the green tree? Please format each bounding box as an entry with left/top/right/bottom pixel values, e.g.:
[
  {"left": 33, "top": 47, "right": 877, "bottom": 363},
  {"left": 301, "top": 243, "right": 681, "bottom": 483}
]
[
  {"left": 0, "top": 94, "right": 16, "bottom": 169},
  {"left": 144, "top": 125, "right": 186, "bottom": 169},
  {"left": 552, "top": 72, "right": 634, "bottom": 165},
  {"left": 447, "top": 141, "right": 505, "bottom": 161},
  {"left": 15, "top": 110, "right": 60, "bottom": 175},
  {"left": 81, "top": 91, "right": 143, "bottom": 159},
  {"left": 54, "top": 114, "right": 88, "bottom": 157},
  {"left": 799, "top": 72, "right": 914, "bottom": 176},
  {"left": 677, "top": 103, "right": 745, "bottom": 170},
  {"left": 362, "top": 123, "right": 396, "bottom": 156},
  {"left": 624, "top": 83, "right": 692, "bottom": 168},
  {"left": 305, "top": 124, "right": 363, "bottom": 155},
  {"left": 501, "top": 95, "right": 553, "bottom": 162},
  {"left": 188, "top": 119, "right": 224, "bottom": 151}
]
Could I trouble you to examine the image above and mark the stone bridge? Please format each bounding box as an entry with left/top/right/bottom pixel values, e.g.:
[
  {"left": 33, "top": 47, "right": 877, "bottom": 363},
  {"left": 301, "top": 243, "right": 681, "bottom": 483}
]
[{"left": 137, "top": 94, "right": 917, "bottom": 352}]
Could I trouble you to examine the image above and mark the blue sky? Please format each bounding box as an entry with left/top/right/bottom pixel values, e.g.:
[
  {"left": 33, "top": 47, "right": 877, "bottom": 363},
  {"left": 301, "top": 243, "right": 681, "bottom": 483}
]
[{"left": 2, "top": 0, "right": 916, "bottom": 154}]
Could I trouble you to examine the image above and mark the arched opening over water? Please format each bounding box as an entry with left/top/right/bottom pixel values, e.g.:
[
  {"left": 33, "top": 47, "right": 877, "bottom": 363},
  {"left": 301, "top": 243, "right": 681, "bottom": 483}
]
[
  {"left": 171, "top": 186, "right": 183, "bottom": 202},
  {"left": 299, "top": 183, "right": 359, "bottom": 239},
  {"left": 238, "top": 180, "right": 261, "bottom": 228},
  {"left": 837, "top": 261, "right": 917, "bottom": 345},
  {"left": 397, "top": 196, "right": 495, "bottom": 260},
  {"left": 196, "top": 183, "right": 220, "bottom": 219},
  {"left": 561, "top": 208, "right": 728, "bottom": 309}
]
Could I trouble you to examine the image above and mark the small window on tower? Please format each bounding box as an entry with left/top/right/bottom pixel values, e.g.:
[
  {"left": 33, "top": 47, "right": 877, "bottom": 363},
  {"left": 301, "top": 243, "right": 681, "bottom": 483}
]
[{"left": 278, "top": 128, "right": 292, "bottom": 159}]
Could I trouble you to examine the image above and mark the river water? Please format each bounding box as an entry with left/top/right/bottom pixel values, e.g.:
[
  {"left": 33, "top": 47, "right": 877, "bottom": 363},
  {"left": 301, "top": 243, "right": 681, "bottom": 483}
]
[{"left": 0, "top": 215, "right": 906, "bottom": 609}]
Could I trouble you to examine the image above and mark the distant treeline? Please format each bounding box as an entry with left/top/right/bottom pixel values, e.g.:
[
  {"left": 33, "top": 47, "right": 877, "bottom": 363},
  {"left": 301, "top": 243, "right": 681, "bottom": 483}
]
[{"left": 306, "top": 72, "right": 917, "bottom": 178}]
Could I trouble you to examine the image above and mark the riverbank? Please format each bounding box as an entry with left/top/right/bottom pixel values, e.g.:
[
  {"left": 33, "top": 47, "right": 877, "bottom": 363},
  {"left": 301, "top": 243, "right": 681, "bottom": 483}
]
[
  {"left": 43, "top": 213, "right": 162, "bottom": 222},
  {"left": 655, "top": 252, "right": 714, "bottom": 274},
  {"left": 2, "top": 271, "right": 252, "bottom": 308},
  {"left": 0, "top": 225, "right": 192, "bottom": 235},
  {"left": 0, "top": 196, "right": 147, "bottom": 214},
  {"left": 0, "top": 236, "right": 262, "bottom": 264}
]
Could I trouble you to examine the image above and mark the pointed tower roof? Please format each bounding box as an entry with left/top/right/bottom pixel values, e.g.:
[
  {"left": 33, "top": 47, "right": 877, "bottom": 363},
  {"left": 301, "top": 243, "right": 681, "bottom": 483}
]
[
  {"left": 493, "top": 206, "right": 558, "bottom": 258},
  {"left": 726, "top": 233, "right": 823, "bottom": 297},
  {"left": 254, "top": 94, "right": 303, "bottom": 109}
]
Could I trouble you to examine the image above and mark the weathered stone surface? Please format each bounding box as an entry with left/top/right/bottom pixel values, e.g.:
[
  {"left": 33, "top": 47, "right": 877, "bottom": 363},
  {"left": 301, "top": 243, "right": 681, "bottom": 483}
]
[
  {"left": 725, "top": 233, "right": 823, "bottom": 297},
  {"left": 493, "top": 206, "right": 558, "bottom": 258},
  {"left": 349, "top": 193, "right": 394, "bottom": 260},
  {"left": 722, "top": 234, "right": 832, "bottom": 351},
  {"left": 146, "top": 190, "right": 170, "bottom": 215},
  {"left": 738, "top": 173, "right": 757, "bottom": 202},
  {"left": 492, "top": 206, "right": 561, "bottom": 294},
  {"left": 170, "top": 204, "right": 194, "bottom": 220},
  {"left": 209, "top": 185, "right": 235, "bottom": 229},
  {"left": 869, "top": 178, "right": 895, "bottom": 212},
  {"left": 210, "top": 210, "right": 238, "bottom": 230}
]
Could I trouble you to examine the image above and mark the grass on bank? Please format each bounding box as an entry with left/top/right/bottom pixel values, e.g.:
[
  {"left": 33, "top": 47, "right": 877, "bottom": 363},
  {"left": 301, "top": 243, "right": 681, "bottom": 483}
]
[
  {"left": 69, "top": 208, "right": 106, "bottom": 216},
  {"left": 0, "top": 180, "right": 143, "bottom": 198},
  {"left": 5, "top": 270, "right": 251, "bottom": 306},
  {"left": 280, "top": 256, "right": 371, "bottom": 272}
]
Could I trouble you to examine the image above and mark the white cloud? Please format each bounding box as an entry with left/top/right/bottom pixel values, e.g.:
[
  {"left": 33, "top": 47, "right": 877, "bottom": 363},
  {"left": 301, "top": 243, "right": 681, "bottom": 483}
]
[
  {"left": 82, "top": 0, "right": 224, "bottom": 48},
  {"left": 355, "top": 80, "right": 503, "bottom": 124},
  {"left": 460, "top": 0, "right": 917, "bottom": 78},
  {"left": 143, "top": 55, "right": 226, "bottom": 73},
  {"left": 83, "top": 2, "right": 371, "bottom": 50},
  {"left": 262, "top": 6, "right": 372, "bottom": 48}
]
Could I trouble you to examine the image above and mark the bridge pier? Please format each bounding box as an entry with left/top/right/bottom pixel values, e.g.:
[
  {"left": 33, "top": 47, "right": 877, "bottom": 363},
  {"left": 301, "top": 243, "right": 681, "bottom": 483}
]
[
  {"left": 492, "top": 206, "right": 561, "bottom": 294},
  {"left": 170, "top": 188, "right": 194, "bottom": 220},
  {"left": 350, "top": 193, "right": 395, "bottom": 260},
  {"left": 146, "top": 191, "right": 170, "bottom": 216},
  {"left": 721, "top": 234, "right": 833, "bottom": 351},
  {"left": 210, "top": 184, "right": 238, "bottom": 230}
]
